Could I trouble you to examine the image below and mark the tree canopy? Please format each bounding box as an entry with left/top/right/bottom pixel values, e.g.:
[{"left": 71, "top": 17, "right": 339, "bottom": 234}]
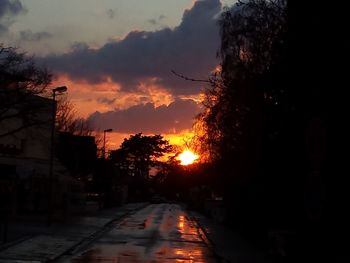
[
  {"left": 192, "top": 0, "right": 291, "bottom": 233},
  {"left": 0, "top": 45, "right": 52, "bottom": 138},
  {"left": 195, "top": 0, "right": 287, "bottom": 163},
  {"left": 110, "top": 133, "right": 172, "bottom": 179}
]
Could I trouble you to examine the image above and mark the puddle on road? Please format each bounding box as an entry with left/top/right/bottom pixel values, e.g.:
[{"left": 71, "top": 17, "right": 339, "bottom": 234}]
[
  {"left": 66, "top": 204, "right": 216, "bottom": 263},
  {"left": 69, "top": 242, "right": 213, "bottom": 263},
  {"left": 70, "top": 244, "right": 144, "bottom": 263}
]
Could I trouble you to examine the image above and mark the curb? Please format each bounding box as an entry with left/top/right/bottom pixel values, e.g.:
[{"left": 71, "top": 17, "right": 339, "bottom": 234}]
[{"left": 189, "top": 212, "right": 230, "bottom": 263}]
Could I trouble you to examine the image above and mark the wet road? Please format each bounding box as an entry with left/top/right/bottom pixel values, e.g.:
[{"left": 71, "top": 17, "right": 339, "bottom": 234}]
[{"left": 59, "top": 203, "right": 217, "bottom": 263}]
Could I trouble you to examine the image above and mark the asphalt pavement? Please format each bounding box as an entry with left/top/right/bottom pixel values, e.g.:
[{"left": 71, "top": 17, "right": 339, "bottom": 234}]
[
  {"left": 0, "top": 203, "right": 264, "bottom": 263},
  {"left": 57, "top": 203, "right": 218, "bottom": 263},
  {"left": 0, "top": 203, "right": 148, "bottom": 262}
]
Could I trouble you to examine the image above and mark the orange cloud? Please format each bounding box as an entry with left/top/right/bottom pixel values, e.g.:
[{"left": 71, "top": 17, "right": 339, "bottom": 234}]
[
  {"left": 51, "top": 74, "right": 177, "bottom": 118},
  {"left": 178, "top": 93, "right": 205, "bottom": 104},
  {"left": 52, "top": 75, "right": 201, "bottom": 155},
  {"left": 51, "top": 74, "right": 121, "bottom": 117},
  {"left": 137, "top": 78, "right": 174, "bottom": 107}
]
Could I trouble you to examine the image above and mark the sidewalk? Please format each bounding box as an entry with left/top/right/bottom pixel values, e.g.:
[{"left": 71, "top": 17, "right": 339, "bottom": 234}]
[
  {"left": 189, "top": 210, "right": 265, "bottom": 263},
  {"left": 0, "top": 202, "right": 148, "bottom": 262}
]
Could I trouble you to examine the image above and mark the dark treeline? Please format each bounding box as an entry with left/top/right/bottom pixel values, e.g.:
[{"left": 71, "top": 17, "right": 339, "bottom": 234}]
[
  {"left": 196, "top": 0, "right": 293, "bottom": 236},
  {"left": 182, "top": 0, "right": 347, "bottom": 261}
]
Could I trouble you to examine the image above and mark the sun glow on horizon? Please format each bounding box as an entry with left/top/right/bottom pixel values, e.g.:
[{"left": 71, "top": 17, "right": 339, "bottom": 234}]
[{"left": 178, "top": 150, "right": 199, "bottom": 166}]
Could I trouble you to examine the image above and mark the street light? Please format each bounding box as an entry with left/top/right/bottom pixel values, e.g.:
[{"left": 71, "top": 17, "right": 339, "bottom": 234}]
[
  {"left": 103, "top": 128, "right": 113, "bottom": 159},
  {"left": 48, "top": 86, "right": 67, "bottom": 226}
]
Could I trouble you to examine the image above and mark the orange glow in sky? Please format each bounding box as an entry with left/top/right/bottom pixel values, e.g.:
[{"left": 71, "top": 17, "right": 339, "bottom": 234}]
[
  {"left": 51, "top": 75, "right": 200, "bottom": 156},
  {"left": 178, "top": 150, "right": 199, "bottom": 165}
]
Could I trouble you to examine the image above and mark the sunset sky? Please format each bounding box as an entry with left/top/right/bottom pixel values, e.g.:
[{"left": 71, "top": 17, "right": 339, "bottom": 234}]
[{"left": 0, "top": 0, "right": 236, "bottom": 149}]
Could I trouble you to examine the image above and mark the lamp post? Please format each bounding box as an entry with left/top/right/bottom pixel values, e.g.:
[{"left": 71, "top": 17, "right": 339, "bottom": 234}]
[
  {"left": 47, "top": 86, "right": 67, "bottom": 226},
  {"left": 103, "top": 128, "right": 112, "bottom": 159}
]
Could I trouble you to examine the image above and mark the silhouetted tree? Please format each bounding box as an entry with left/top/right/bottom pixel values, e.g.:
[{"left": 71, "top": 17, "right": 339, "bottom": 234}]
[
  {"left": 193, "top": 0, "right": 290, "bottom": 237},
  {"left": 55, "top": 95, "right": 93, "bottom": 136},
  {"left": 195, "top": 0, "right": 287, "bottom": 162},
  {"left": 0, "top": 45, "right": 52, "bottom": 138},
  {"left": 111, "top": 133, "right": 172, "bottom": 180}
]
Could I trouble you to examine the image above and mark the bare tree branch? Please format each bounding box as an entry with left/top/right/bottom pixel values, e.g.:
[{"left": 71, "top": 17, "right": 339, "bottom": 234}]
[
  {"left": 171, "top": 70, "right": 210, "bottom": 83},
  {"left": 55, "top": 95, "right": 93, "bottom": 136},
  {"left": 0, "top": 44, "right": 52, "bottom": 138}
]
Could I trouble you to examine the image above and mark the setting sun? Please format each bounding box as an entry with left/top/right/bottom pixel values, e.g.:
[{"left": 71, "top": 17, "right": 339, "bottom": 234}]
[{"left": 178, "top": 150, "right": 199, "bottom": 166}]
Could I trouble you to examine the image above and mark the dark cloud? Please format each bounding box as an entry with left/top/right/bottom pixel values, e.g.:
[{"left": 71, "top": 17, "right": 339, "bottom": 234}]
[
  {"left": 148, "top": 14, "right": 166, "bottom": 25},
  {"left": 42, "top": 0, "right": 222, "bottom": 95},
  {"left": 0, "top": 0, "right": 24, "bottom": 17},
  {"left": 19, "top": 30, "right": 52, "bottom": 42},
  {"left": 88, "top": 99, "right": 201, "bottom": 133},
  {"left": 106, "top": 8, "right": 117, "bottom": 19},
  {"left": 148, "top": 18, "right": 157, "bottom": 25},
  {"left": 70, "top": 42, "right": 90, "bottom": 52},
  {"left": 0, "top": 0, "right": 26, "bottom": 35}
]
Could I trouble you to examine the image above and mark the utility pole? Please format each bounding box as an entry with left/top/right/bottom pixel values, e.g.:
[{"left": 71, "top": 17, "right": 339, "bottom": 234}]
[
  {"left": 47, "top": 86, "right": 67, "bottom": 226},
  {"left": 103, "top": 128, "right": 113, "bottom": 159}
]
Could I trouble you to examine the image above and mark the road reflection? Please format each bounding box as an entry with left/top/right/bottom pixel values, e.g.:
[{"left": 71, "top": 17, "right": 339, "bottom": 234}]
[
  {"left": 174, "top": 247, "right": 204, "bottom": 261},
  {"left": 178, "top": 215, "right": 185, "bottom": 230},
  {"left": 63, "top": 204, "right": 216, "bottom": 263}
]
